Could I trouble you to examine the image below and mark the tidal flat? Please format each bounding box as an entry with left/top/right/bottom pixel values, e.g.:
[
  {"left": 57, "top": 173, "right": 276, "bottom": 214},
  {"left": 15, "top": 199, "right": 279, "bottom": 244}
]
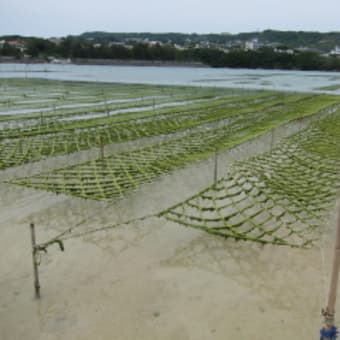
[{"left": 1, "top": 76, "right": 340, "bottom": 340}]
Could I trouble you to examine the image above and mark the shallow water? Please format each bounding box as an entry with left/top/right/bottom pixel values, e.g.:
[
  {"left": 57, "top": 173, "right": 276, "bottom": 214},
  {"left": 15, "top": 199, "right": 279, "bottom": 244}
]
[
  {"left": 60, "top": 98, "right": 212, "bottom": 121},
  {"left": 1, "top": 63, "right": 340, "bottom": 93},
  {"left": 0, "top": 68, "right": 339, "bottom": 339},
  {"left": 0, "top": 157, "right": 336, "bottom": 340},
  {"left": 0, "top": 95, "right": 169, "bottom": 116},
  {"left": 0, "top": 115, "right": 337, "bottom": 340}
]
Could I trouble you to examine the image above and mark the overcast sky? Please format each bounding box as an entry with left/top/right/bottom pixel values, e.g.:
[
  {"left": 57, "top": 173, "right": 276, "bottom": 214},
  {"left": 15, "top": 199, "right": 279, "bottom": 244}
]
[{"left": 1, "top": 0, "right": 339, "bottom": 37}]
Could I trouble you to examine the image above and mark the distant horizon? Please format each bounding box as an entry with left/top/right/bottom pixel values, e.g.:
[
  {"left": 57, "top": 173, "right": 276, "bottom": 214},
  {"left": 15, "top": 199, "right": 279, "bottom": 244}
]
[{"left": 2, "top": 28, "right": 340, "bottom": 39}]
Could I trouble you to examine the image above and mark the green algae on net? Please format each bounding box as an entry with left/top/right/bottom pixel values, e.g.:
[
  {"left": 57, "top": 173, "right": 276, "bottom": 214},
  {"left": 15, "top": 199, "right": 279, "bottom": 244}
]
[
  {"left": 161, "top": 113, "right": 340, "bottom": 248},
  {"left": 9, "top": 94, "right": 340, "bottom": 201},
  {"left": 3, "top": 78, "right": 340, "bottom": 248},
  {"left": 9, "top": 110, "right": 340, "bottom": 248},
  {"left": 0, "top": 88, "right": 339, "bottom": 171}
]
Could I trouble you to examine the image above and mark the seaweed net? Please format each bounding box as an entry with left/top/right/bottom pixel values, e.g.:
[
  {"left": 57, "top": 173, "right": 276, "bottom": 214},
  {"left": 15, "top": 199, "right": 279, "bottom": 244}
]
[
  {"left": 10, "top": 104, "right": 283, "bottom": 200},
  {"left": 31, "top": 112, "right": 340, "bottom": 251},
  {"left": 4, "top": 79, "right": 340, "bottom": 248},
  {"left": 160, "top": 113, "right": 340, "bottom": 248},
  {"left": 0, "top": 93, "right": 261, "bottom": 170},
  {"left": 1, "top": 92, "right": 336, "bottom": 171}
]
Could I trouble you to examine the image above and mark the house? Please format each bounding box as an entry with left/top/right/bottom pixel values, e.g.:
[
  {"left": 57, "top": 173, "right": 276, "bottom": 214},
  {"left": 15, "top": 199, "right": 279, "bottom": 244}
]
[{"left": 7, "top": 40, "right": 26, "bottom": 52}]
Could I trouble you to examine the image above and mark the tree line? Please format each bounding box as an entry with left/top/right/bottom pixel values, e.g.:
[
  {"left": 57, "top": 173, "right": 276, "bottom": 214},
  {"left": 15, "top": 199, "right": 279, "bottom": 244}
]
[
  {"left": 1, "top": 36, "right": 340, "bottom": 71},
  {"left": 80, "top": 30, "right": 340, "bottom": 53}
]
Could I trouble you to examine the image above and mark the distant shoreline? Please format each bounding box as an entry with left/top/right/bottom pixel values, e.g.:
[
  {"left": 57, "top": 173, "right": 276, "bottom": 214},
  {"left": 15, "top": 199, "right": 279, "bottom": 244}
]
[
  {"left": 0, "top": 57, "right": 208, "bottom": 68},
  {"left": 73, "top": 58, "right": 208, "bottom": 68}
]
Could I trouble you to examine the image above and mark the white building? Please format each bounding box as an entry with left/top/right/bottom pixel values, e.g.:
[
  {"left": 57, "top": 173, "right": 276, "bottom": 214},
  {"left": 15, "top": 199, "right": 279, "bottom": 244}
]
[
  {"left": 330, "top": 46, "right": 340, "bottom": 56},
  {"left": 244, "top": 38, "right": 260, "bottom": 50}
]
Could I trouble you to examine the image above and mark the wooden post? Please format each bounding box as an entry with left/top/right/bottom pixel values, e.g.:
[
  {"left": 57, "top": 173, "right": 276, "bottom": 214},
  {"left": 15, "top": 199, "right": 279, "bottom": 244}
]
[
  {"left": 30, "top": 223, "right": 40, "bottom": 299},
  {"left": 213, "top": 149, "right": 218, "bottom": 185},
  {"left": 322, "top": 204, "right": 340, "bottom": 337}
]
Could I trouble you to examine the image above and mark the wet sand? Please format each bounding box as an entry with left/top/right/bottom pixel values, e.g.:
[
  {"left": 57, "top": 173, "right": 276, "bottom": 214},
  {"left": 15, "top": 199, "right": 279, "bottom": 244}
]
[{"left": 0, "top": 128, "right": 338, "bottom": 340}]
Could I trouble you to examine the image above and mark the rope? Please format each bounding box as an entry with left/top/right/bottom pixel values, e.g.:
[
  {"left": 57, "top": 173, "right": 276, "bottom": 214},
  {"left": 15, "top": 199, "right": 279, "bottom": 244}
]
[
  {"left": 38, "top": 202, "right": 114, "bottom": 246},
  {"left": 36, "top": 213, "right": 158, "bottom": 251},
  {"left": 59, "top": 213, "right": 158, "bottom": 241}
]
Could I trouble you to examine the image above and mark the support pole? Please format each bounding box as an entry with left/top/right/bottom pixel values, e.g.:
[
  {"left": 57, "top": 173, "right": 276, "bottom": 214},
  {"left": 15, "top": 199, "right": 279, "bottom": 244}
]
[
  {"left": 18, "top": 139, "right": 22, "bottom": 154},
  {"left": 213, "top": 149, "right": 218, "bottom": 185},
  {"left": 100, "top": 136, "right": 104, "bottom": 160},
  {"left": 321, "top": 204, "right": 340, "bottom": 339},
  {"left": 105, "top": 97, "right": 109, "bottom": 117},
  {"left": 30, "top": 223, "right": 40, "bottom": 299},
  {"left": 270, "top": 129, "right": 275, "bottom": 151}
]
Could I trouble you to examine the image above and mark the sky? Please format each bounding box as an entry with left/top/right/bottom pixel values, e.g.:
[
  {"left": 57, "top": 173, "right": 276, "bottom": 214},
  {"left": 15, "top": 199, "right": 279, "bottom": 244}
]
[{"left": 1, "top": 0, "right": 339, "bottom": 37}]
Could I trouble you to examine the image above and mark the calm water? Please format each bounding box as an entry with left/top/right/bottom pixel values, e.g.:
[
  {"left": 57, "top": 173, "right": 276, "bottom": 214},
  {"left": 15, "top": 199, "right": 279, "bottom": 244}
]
[{"left": 1, "top": 63, "right": 340, "bottom": 93}]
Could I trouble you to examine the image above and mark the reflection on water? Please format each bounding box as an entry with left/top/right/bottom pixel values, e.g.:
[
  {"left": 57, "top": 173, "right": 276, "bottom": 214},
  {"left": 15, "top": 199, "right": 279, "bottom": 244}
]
[
  {"left": 0, "top": 177, "right": 331, "bottom": 340},
  {"left": 163, "top": 233, "right": 323, "bottom": 311}
]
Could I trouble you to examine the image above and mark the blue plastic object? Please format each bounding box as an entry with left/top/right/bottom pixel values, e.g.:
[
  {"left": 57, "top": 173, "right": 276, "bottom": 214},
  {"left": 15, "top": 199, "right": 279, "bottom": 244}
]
[{"left": 320, "top": 326, "right": 338, "bottom": 339}]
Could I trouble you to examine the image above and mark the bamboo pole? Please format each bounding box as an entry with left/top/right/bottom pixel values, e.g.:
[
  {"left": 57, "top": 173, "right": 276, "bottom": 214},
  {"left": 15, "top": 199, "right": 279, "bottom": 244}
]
[
  {"left": 321, "top": 204, "right": 340, "bottom": 339},
  {"left": 30, "top": 223, "right": 40, "bottom": 299},
  {"left": 270, "top": 129, "right": 275, "bottom": 151},
  {"left": 100, "top": 136, "right": 104, "bottom": 160}
]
